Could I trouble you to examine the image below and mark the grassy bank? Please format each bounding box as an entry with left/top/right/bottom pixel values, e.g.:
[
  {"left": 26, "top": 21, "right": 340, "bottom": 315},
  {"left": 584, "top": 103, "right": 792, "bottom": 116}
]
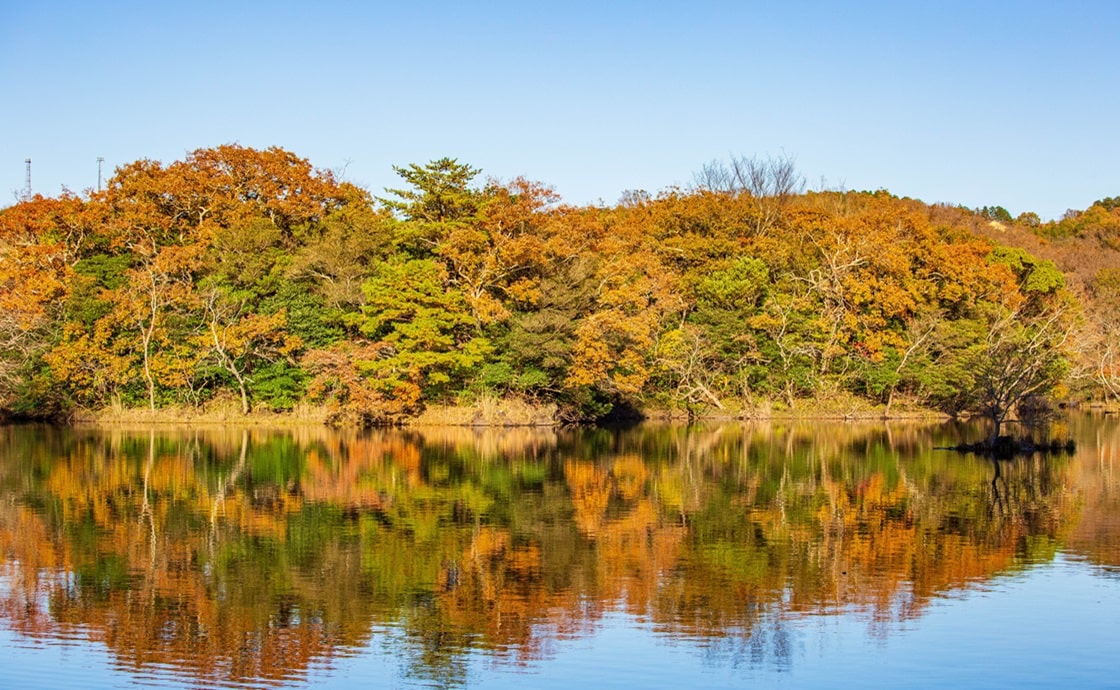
[
  {"left": 54, "top": 391, "right": 951, "bottom": 428},
  {"left": 69, "top": 398, "right": 333, "bottom": 427}
]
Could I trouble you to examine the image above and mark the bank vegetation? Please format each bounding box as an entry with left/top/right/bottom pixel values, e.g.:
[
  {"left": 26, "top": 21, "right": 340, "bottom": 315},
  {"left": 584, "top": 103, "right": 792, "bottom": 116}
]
[{"left": 2, "top": 146, "right": 1118, "bottom": 429}]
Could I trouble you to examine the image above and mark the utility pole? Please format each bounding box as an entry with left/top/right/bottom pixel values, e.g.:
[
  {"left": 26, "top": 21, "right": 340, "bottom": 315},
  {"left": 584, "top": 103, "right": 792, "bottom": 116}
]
[
  {"left": 24, "top": 158, "right": 32, "bottom": 198},
  {"left": 97, "top": 156, "right": 104, "bottom": 192}
]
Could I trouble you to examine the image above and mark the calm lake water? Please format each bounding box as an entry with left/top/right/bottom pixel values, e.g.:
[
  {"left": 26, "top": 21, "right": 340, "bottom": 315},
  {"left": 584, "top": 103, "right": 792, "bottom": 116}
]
[{"left": 1, "top": 416, "right": 1118, "bottom": 689}]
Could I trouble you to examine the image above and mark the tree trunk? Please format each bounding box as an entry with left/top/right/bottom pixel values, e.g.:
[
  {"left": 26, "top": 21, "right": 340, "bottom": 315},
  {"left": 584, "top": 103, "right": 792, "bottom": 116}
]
[
  {"left": 142, "top": 283, "right": 158, "bottom": 412},
  {"left": 209, "top": 315, "right": 251, "bottom": 415}
]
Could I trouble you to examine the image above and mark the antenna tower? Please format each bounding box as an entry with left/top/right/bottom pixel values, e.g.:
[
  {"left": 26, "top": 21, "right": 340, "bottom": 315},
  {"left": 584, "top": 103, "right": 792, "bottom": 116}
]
[
  {"left": 97, "top": 157, "right": 105, "bottom": 192},
  {"left": 24, "top": 158, "right": 32, "bottom": 198}
]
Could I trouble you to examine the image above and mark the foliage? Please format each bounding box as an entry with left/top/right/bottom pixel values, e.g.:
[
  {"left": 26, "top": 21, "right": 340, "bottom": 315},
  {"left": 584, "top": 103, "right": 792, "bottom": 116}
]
[
  {"left": 357, "top": 258, "right": 490, "bottom": 392},
  {"left": 0, "top": 145, "right": 1109, "bottom": 423},
  {"left": 978, "top": 205, "right": 1013, "bottom": 222}
]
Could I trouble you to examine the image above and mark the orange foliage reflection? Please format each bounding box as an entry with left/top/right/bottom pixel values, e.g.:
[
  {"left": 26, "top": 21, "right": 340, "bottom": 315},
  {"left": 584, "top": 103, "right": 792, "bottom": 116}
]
[{"left": 0, "top": 420, "right": 1106, "bottom": 685}]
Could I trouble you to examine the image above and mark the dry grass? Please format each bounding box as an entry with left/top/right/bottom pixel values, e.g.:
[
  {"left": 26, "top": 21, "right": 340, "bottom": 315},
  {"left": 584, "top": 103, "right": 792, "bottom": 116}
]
[
  {"left": 69, "top": 393, "right": 560, "bottom": 429},
  {"left": 412, "top": 394, "right": 559, "bottom": 427},
  {"left": 71, "top": 397, "right": 332, "bottom": 427},
  {"left": 64, "top": 391, "right": 944, "bottom": 429},
  {"left": 644, "top": 392, "right": 946, "bottom": 422}
]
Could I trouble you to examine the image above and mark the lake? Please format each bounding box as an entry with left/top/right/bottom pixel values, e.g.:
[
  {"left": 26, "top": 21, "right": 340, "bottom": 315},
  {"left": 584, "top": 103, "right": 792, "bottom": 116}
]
[{"left": 1, "top": 416, "right": 1117, "bottom": 689}]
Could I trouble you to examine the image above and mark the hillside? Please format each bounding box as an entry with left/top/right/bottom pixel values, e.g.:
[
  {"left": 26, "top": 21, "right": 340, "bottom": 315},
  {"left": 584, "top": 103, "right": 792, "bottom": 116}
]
[{"left": 0, "top": 146, "right": 1114, "bottom": 425}]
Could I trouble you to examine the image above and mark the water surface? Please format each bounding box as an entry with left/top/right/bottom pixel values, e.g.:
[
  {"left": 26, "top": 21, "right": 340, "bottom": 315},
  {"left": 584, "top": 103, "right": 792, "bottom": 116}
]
[{"left": 0, "top": 417, "right": 1117, "bottom": 688}]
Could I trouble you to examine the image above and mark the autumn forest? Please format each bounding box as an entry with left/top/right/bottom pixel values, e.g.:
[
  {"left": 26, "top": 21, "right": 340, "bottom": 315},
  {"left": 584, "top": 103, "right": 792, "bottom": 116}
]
[{"left": 2, "top": 145, "right": 1120, "bottom": 426}]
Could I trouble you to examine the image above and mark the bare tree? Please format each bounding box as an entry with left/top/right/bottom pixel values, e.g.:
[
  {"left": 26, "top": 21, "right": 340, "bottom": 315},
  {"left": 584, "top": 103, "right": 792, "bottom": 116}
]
[
  {"left": 795, "top": 231, "right": 867, "bottom": 375},
  {"left": 692, "top": 160, "right": 735, "bottom": 195},
  {"left": 692, "top": 154, "right": 805, "bottom": 233}
]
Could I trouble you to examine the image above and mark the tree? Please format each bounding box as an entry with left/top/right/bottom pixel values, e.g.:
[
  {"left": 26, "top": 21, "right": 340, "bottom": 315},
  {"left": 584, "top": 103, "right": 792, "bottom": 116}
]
[
  {"left": 965, "top": 303, "right": 1072, "bottom": 441},
  {"left": 288, "top": 196, "right": 392, "bottom": 313},
  {"left": 667, "top": 255, "right": 770, "bottom": 407},
  {"left": 53, "top": 240, "right": 205, "bottom": 412},
  {"left": 880, "top": 307, "right": 941, "bottom": 413},
  {"left": 1094, "top": 196, "right": 1120, "bottom": 212},
  {"left": 979, "top": 205, "right": 1013, "bottom": 223},
  {"left": 0, "top": 197, "right": 77, "bottom": 409},
  {"left": 692, "top": 154, "right": 804, "bottom": 234},
  {"left": 958, "top": 244, "right": 1074, "bottom": 441},
  {"left": 380, "top": 158, "right": 483, "bottom": 255},
  {"left": 653, "top": 325, "right": 726, "bottom": 415},
  {"left": 3, "top": 145, "right": 1109, "bottom": 422},
  {"left": 307, "top": 257, "right": 492, "bottom": 424},
  {"left": 565, "top": 208, "right": 683, "bottom": 407},
  {"left": 1083, "top": 268, "right": 1120, "bottom": 402},
  {"left": 303, "top": 340, "right": 422, "bottom": 425},
  {"left": 438, "top": 177, "right": 557, "bottom": 327},
  {"left": 200, "top": 288, "right": 302, "bottom": 414},
  {"left": 495, "top": 256, "right": 597, "bottom": 399},
  {"left": 987, "top": 246, "right": 1065, "bottom": 300},
  {"left": 146, "top": 144, "right": 350, "bottom": 237}
]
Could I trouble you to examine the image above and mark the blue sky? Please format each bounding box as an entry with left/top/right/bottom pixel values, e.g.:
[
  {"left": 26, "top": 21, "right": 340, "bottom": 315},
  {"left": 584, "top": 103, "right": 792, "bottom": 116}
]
[{"left": 2, "top": 1, "right": 1117, "bottom": 219}]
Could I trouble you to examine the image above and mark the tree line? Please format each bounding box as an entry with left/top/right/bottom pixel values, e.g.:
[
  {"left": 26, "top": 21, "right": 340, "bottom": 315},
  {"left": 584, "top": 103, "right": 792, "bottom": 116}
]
[{"left": 0, "top": 144, "right": 1115, "bottom": 426}]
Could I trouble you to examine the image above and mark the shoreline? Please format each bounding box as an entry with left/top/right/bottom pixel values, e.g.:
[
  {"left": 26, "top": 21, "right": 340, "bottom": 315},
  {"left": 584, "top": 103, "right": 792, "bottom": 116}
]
[
  {"left": 9, "top": 398, "right": 1110, "bottom": 429},
  {"left": 43, "top": 403, "right": 954, "bottom": 428}
]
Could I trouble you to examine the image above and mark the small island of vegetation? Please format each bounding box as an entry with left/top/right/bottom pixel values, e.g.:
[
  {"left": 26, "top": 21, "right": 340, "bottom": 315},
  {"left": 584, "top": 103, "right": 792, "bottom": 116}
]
[{"left": 2, "top": 146, "right": 1119, "bottom": 435}]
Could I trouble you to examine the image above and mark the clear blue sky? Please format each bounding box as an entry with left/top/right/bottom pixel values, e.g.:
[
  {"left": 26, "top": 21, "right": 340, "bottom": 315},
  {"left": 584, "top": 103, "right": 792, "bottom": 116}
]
[{"left": 2, "top": 0, "right": 1117, "bottom": 220}]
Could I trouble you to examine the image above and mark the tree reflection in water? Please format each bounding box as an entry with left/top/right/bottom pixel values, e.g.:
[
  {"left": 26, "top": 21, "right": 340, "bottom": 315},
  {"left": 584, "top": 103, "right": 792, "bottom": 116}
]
[{"left": 0, "top": 417, "right": 1113, "bottom": 687}]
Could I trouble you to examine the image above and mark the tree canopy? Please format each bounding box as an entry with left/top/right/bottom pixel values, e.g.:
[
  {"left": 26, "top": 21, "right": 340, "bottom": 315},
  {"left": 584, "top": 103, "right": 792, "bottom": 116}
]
[{"left": 1, "top": 145, "right": 1113, "bottom": 431}]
